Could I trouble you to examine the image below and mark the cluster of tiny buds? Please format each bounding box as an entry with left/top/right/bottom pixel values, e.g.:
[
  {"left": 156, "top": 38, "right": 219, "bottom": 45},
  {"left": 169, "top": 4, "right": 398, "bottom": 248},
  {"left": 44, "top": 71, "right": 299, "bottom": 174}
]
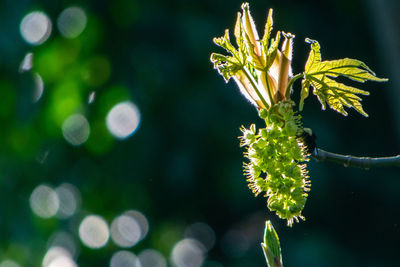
[{"left": 240, "top": 101, "right": 311, "bottom": 226}]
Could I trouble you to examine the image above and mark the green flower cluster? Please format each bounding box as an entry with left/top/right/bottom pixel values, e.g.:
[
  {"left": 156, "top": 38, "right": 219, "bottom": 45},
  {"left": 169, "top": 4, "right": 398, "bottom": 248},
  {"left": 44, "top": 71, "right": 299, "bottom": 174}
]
[{"left": 240, "top": 101, "right": 310, "bottom": 226}]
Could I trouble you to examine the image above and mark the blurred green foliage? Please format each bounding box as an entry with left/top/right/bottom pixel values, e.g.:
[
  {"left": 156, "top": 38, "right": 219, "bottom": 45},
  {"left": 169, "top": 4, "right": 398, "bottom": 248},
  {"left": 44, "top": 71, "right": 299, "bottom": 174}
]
[{"left": 0, "top": 0, "right": 399, "bottom": 266}]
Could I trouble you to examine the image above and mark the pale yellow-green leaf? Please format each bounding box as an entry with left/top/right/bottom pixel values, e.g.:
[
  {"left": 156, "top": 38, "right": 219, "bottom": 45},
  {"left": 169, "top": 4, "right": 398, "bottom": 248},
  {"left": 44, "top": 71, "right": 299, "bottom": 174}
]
[
  {"left": 259, "top": 10, "right": 280, "bottom": 73},
  {"left": 213, "top": 29, "right": 239, "bottom": 59},
  {"left": 261, "top": 9, "right": 274, "bottom": 50},
  {"left": 308, "top": 58, "right": 388, "bottom": 83},
  {"left": 302, "top": 38, "right": 388, "bottom": 116},
  {"left": 210, "top": 4, "right": 289, "bottom": 109},
  {"left": 308, "top": 75, "right": 369, "bottom": 116},
  {"left": 211, "top": 27, "right": 247, "bottom": 83},
  {"left": 233, "top": 12, "right": 248, "bottom": 64},
  {"left": 210, "top": 53, "right": 242, "bottom": 82},
  {"left": 304, "top": 38, "right": 321, "bottom": 71},
  {"left": 243, "top": 31, "right": 265, "bottom": 70},
  {"left": 265, "top": 31, "right": 280, "bottom": 71},
  {"left": 234, "top": 12, "right": 243, "bottom": 48}
]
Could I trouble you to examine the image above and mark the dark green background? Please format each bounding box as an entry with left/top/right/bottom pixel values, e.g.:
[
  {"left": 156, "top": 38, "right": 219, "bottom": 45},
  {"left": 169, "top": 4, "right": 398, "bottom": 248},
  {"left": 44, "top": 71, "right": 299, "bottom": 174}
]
[{"left": 0, "top": 0, "right": 399, "bottom": 266}]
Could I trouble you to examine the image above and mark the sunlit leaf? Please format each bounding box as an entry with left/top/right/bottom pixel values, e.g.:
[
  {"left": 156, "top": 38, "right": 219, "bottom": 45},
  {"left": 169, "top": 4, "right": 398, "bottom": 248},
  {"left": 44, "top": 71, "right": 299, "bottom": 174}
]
[
  {"left": 301, "top": 38, "right": 388, "bottom": 116},
  {"left": 211, "top": 4, "right": 286, "bottom": 109},
  {"left": 213, "top": 29, "right": 239, "bottom": 59},
  {"left": 234, "top": 12, "right": 244, "bottom": 50},
  {"left": 261, "top": 9, "right": 273, "bottom": 49},
  {"left": 265, "top": 32, "right": 280, "bottom": 71},
  {"left": 210, "top": 52, "right": 242, "bottom": 82}
]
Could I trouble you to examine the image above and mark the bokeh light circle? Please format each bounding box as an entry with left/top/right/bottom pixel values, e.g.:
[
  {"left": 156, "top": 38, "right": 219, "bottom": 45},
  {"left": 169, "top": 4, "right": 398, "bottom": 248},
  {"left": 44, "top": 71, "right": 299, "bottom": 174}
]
[
  {"left": 106, "top": 101, "right": 140, "bottom": 139},
  {"left": 48, "top": 231, "right": 78, "bottom": 259},
  {"left": 33, "top": 72, "right": 44, "bottom": 102},
  {"left": 220, "top": 229, "right": 250, "bottom": 258},
  {"left": 171, "top": 238, "right": 206, "bottom": 267},
  {"left": 48, "top": 256, "right": 77, "bottom": 267},
  {"left": 110, "top": 251, "right": 139, "bottom": 267},
  {"left": 55, "top": 183, "right": 80, "bottom": 219},
  {"left": 43, "top": 246, "right": 74, "bottom": 267},
  {"left": 0, "top": 260, "right": 20, "bottom": 267},
  {"left": 184, "top": 222, "right": 216, "bottom": 251},
  {"left": 111, "top": 214, "right": 141, "bottom": 248},
  {"left": 20, "top": 11, "right": 52, "bottom": 45},
  {"left": 19, "top": 52, "right": 33, "bottom": 73},
  {"left": 30, "top": 184, "right": 59, "bottom": 218},
  {"left": 88, "top": 91, "right": 96, "bottom": 104},
  {"left": 79, "top": 215, "right": 109, "bottom": 249},
  {"left": 57, "top": 7, "right": 87, "bottom": 38},
  {"left": 62, "top": 114, "right": 90, "bottom": 146},
  {"left": 124, "top": 210, "right": 149, "bottom": 241},
  {"left": 138, "top": 249, "right": 167, "bottom": 267}
]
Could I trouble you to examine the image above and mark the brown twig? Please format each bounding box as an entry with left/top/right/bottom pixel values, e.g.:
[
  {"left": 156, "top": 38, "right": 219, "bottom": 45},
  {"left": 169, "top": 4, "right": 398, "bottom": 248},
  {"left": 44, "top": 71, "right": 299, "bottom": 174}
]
[{"left": 312, "top": 148, "right": 400, "bottom": 169}]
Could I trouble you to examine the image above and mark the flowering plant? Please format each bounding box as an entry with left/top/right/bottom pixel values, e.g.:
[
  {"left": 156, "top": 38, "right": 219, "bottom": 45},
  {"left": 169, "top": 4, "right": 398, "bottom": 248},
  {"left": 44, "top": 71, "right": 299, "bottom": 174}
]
[{"left": 211, "top": 3, "right": 387, "bottom": 227}]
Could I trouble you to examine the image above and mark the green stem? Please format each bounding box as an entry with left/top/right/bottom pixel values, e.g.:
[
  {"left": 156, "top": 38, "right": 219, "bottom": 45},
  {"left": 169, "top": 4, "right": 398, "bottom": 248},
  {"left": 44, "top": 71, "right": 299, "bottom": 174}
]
[
  {"left": 285, "top": 73, "right": 304, "bottom": 99},
  {"left": 313, "top": 148, "right": 400, "bottom": 169},
  {"left": 243, "top": 67, "right": 270, "bottom": 109}
]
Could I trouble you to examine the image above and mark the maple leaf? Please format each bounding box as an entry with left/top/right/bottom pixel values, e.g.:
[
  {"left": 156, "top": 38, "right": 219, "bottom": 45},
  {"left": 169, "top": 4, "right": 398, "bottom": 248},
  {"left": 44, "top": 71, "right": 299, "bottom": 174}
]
[{"left": 300, "top": 38, "right": 388, "bottom": 116}]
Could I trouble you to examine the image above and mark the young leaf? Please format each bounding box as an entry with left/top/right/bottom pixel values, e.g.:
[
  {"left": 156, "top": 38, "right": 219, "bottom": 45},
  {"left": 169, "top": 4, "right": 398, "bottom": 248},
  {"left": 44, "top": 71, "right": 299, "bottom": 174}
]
[
  {"left": 211, "top": 29, "right": 244, "bottom": 82},
  {"left": 261, "top": 9, "right": 274, "bottom": 50},
  {"left": 261, "top": 9, "right": 280, "bottom": 71},
  {"left": 213, "top": 29, "right": 240, "bottom": 59},
  {"left": 211, "top": 4, "right": 281, "bottom": 109},
  {"left": 301, "top": 38, "right": 388, "bottom": 116},
  {"left": 265, "top": 31, "right": 281, "bottom": 71},
  {"left": 210, "top": 53, "right": 242, "bottom": 82},
  {"left": 262, "top": 221, "right": 283, "bottom": 267}
]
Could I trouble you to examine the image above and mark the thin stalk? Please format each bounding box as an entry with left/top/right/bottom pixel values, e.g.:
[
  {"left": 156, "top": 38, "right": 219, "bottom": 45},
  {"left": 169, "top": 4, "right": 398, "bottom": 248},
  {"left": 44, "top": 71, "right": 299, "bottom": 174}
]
[
  {"left": 285, "top": 73, "right": 304, "bottom": 99},
  {"left": 243, "top": 67, "right": 270, "bottom": 109},
  {"left": 313, "top": 148, "right": 400, "bottom": 169}
]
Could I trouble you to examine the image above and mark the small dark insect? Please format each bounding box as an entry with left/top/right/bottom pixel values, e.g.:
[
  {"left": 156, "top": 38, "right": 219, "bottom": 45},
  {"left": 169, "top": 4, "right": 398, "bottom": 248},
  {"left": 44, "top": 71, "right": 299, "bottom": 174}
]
[{"left": 298, "top": 128, "right": 317, "bottom": 155}]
